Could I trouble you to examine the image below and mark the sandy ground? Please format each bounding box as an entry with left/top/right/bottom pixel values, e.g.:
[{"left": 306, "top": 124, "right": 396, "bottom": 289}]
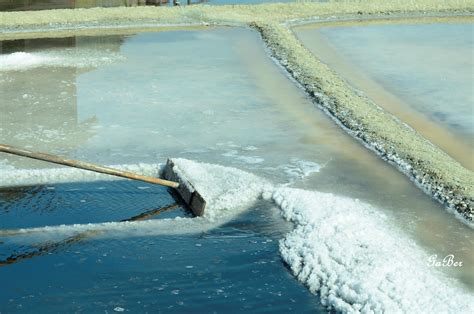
[{"left": 0, "top": 0, "right": 473, "bottom": 223}]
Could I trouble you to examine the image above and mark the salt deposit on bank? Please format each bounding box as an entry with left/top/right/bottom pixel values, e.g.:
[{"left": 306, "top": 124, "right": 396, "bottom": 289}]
[
  {"left": 1, "top": 160, "right": 472, "bottom": 312},
  {"left": 0, "top": 50, "right": 124, "bottom": 71}
]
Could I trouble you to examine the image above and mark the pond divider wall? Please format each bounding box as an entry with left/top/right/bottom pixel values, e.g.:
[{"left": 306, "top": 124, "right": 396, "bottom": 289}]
[
  {"left": 0, "top": 1, "right": 473, "bottom": 224},
  {"left": 251, "top": 21, "right": 473, "bottom": 224}
]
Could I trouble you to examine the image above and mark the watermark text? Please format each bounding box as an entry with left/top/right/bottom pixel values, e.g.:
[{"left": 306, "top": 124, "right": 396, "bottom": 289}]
[{"left": 427, "top": 254, "right": 463, "bottom": 267}]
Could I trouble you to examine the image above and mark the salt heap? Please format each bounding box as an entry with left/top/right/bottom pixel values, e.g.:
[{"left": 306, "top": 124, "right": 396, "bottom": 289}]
[
  {"left": 0, "top": 50, "right": 124, "bottom": 71},
  {"left": 272, "top": 187, "right": 473, "bottom": 313}
]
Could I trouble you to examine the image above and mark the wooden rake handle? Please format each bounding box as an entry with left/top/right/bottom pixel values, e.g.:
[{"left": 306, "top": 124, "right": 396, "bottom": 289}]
[{"left": 0, "top": 144, "right": 179, "bottom": 189}]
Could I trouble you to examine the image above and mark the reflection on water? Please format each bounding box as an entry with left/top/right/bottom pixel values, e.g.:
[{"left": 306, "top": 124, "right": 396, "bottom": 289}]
[
  {"left": 296, "top": 21, "right": 474, "bottom": 169},
  {"left": 0, "top": 36, "right": 128, "bottom": 167},
  {"left": 0, "top": 27, "right": 473, "bottom": 310}
]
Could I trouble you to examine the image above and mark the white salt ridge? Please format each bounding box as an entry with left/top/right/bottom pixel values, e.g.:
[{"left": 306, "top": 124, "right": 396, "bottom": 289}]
[
  {"left": 272, "top": 187, "right": 473, "bottom": 313},
  {"left": 1, "top": 216, "right": 220, "bottom": 243},
  {"left": 0, "top": 163, "right": 162, "bottom": 188},
  {"left": 0, "top": 50, "right": 124, "bottom": 71}
]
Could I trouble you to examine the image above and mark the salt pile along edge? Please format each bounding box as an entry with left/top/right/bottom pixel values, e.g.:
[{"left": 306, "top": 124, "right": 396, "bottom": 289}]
[
  {"left": 271, "top": 188, "right": 473, "bottom": 312},
  {"left": 0, "top": 50, "right": 124, "bottom": 72},
  {"left": 0, "top": 159, "right": 472, "bottom": 312}
]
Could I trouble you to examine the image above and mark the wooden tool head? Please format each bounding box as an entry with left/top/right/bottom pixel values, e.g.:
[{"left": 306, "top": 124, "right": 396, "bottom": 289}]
[{"left": 162, "top": 159, "right": 206, "bottom": 217}]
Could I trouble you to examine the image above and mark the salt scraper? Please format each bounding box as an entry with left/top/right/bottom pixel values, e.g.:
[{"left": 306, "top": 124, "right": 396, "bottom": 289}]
[{"left": 0, "top": 143, "right": 206, "bottom": 216}]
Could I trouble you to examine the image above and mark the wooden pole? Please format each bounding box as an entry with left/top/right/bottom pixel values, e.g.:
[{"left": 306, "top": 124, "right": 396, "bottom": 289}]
[{"left": 0, "top": 144, "right": 179, "bottom": 188}]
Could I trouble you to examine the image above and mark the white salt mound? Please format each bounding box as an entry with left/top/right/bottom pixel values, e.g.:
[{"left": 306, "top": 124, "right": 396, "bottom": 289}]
[
  {"left": 0, "top": 52, "right": 57, "bottom": 71},
  {"left": 170, "top": 158, "right": 271, "bottom": 221},
  {"left": 273, "top": 187, "right": 473, "bottom": 313},
  {"left": 0, "top": 50, "right": 124, "bottom": 71}
]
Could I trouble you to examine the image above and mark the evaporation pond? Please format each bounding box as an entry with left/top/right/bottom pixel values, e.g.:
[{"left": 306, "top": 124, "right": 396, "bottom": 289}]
[
  {"left": 0, "top": 27, "right": 328, "bottom": 313},
  {"left": 0, "top": 26, "right": 473, "bottom": 312},
  {"left": 296, "top": 21, "right": 474, "bottom": 167}
]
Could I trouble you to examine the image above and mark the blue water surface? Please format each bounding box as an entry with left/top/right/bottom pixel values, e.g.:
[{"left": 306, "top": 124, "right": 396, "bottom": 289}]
[{"left": 0, "top": 181, "right": 326, "bottom": 313}]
